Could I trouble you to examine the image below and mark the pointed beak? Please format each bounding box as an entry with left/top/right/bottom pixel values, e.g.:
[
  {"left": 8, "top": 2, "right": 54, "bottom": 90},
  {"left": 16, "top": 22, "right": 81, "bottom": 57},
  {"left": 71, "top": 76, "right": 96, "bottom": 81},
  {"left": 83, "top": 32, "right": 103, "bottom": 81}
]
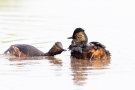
[
  {"left": 67, "top": 36, "right": 73, "bottom": 39},
  {"left": 62, "top": 49, "right": 67, "bottom": 51}
]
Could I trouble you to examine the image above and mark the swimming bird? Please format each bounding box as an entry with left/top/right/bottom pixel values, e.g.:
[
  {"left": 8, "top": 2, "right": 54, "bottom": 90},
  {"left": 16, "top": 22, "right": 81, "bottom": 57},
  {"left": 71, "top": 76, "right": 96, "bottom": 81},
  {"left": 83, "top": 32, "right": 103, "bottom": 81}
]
[
  {"left": 68, "top": 28, "right": 111, "bottom": 60},
  {"left": 4, "top": 42, "right": 66, "bottom": 57}
]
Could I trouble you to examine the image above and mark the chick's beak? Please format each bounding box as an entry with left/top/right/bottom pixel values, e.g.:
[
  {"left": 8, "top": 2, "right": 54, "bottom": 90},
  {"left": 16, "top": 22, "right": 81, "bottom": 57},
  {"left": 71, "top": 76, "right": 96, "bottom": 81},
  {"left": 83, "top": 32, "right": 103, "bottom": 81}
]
[
  {"left": 62, "top": 49, "right": 67, "bottom": 51},
  {"left": 67, "top": 36, "right": 73, "bottom": 39}
]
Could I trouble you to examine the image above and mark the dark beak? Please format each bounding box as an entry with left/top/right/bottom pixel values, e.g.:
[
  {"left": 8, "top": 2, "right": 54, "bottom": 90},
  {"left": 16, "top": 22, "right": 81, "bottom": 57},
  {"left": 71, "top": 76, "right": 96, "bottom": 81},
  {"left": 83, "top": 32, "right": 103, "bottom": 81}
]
[
  {"left": 62, "top": 49, "right": 67, "bottom": 51},
  {"left": 67, "top": 36, "right": 73, "bottom": 39}
]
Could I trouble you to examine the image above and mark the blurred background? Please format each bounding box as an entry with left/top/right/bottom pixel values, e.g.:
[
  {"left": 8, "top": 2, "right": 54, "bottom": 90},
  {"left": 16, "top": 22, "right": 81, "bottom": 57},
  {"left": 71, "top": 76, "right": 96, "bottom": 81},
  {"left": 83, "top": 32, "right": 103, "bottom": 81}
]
[
  {"left": 0, "top": 0, "right": 135, "bottom": 90},
  {"left": 0, "top": 0, "right": 135, "bottom": 58}
]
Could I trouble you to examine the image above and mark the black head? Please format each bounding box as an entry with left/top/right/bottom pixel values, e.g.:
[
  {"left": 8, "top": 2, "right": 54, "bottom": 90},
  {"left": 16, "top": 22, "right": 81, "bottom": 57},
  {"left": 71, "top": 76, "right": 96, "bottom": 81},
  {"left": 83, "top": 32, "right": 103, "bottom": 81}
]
[
  {"left": 44, "top": 42, "right": 66, "bottom": 56},
  {"left": 67, "top": 28, "right": 88, "bottom": 43},
  {"left": 67, "top": 28, "right": 84, "bottom": 39}
]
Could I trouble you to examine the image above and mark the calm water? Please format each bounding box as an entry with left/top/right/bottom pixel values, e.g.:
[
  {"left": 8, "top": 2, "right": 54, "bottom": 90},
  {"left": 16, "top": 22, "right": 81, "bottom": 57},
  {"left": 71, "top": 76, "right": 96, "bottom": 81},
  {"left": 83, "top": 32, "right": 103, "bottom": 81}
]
[{"left": 0, "top": 0, "right": 135, "bottom": 90}]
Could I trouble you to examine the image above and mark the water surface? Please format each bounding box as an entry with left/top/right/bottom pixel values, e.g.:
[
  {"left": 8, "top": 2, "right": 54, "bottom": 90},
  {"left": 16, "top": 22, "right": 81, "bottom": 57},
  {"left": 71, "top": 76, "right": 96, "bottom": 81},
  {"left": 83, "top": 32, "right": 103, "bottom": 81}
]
[{"left": 0, "top": 0, "right": 135, "bottom": 90}]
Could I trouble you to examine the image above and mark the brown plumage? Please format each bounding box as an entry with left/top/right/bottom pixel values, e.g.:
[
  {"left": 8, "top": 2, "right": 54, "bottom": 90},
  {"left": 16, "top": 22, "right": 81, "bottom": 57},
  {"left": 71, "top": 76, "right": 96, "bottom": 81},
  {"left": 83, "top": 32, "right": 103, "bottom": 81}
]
[
  {"left": 68, "top": 28, "right": 111, "bottom": 60},
  {"left": 4, "top": 42, "right": 66, "bottom": 57},
  {"left": 70, "top": 41, "right": 111, "bottom": 60},
  {"left": 44, "top": 42, "right": 66, "bottom": 56},
  {"left": 68, "top": 28, "right": 88, "bottom": 47},
  {"left": 86, "top": 44, "right": 110, "bottom": 60}
]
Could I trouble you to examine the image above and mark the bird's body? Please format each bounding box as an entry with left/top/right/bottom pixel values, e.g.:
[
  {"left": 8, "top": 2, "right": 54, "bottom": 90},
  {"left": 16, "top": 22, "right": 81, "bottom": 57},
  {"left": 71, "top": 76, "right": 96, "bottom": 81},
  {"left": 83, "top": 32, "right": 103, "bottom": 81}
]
[
  {"left": 4, "top": 42, "right": 66, "bottom": 57},
  {"left": 68, "top": 28, "right": 111, "bottom": 60}
]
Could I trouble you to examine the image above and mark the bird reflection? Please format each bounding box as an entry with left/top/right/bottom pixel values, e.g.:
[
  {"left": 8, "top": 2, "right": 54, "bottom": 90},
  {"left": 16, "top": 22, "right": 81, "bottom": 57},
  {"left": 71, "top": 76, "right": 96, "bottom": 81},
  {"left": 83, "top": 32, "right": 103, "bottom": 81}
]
[
  {"left": 7, "top": 56, "right": 62, "bottom": 66},
  {"left": 70, "top": 59, "right": 110, "bottom": 85},
  {"left": 47, "top": 56, "right": 62, "bottom": 66},
  {"left": 7, "top": 56, "right": 47, "bottom": 61}
]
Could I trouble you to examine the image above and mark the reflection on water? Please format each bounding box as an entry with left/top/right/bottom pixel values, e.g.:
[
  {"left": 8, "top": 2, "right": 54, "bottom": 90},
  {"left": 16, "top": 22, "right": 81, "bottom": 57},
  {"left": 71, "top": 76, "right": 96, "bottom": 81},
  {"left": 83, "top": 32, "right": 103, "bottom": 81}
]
[
  {"left": 6, "top": 56, "right": 45, "bottom": 61},
  {"left": 5, "top": 56, "right": 63, "bottom": 66},
  {"left": 71, "top": 59, "right": 110, "bottom": 85},
  {"left": 1, "top": 0, "right": 135, "bottom": 90},
  {"left": 47, "top": 57, "right": 62, "bottom": 66}
]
